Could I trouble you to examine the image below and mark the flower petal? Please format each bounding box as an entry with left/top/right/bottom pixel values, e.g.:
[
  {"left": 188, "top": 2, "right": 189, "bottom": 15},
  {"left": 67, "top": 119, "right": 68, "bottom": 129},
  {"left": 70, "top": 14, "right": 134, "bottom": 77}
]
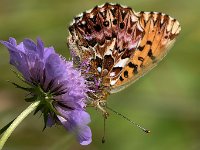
[
  {"left": 45, "top": 53, "right": 65, "bottom": 80},
  {"left": 23, "top": 38, "right": 37, "bottom": 52},
  {"left": 0, "top": 40, "right": 31, "bottom": 80},
  {"left": 44, "top": 47, "right": 55, "bottom": 61},
  {"left": 9, "top": 37, "right": 17, "bottom": 46},
  {"left": 78, "top": 125, "right": 92, "bottom": 145},
  {"left": 56, "top": 107, "right": 92, "bottom": 145},
  {"left": 36, "top": 38, "right": 44, "bottom": 59}
]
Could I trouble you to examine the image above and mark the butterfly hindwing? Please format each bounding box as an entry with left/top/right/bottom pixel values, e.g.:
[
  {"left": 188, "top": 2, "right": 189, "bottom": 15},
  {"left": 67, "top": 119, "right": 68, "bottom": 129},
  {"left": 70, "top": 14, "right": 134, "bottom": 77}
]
[{"left": 68, "top": 3, "right": 143, "bottom": 86}]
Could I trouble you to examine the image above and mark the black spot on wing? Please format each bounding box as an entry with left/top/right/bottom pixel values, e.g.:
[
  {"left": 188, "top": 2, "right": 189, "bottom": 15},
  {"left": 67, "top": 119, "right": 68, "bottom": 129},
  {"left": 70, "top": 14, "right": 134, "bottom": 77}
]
[
  {"left": 121, "top": 10, "right": 127, "bottom": 20},
  {"left": 103, "top": 21, "right": 109, "bottom": 27},
  {"left": 138, "top": 45, "right": 145, "bottom": 51},
  {"left": 120, "top": 22, "right": 125, "bottom": 29},
  {"left": 124, "top": 71, "right": 128, "bottom": 78},
  {"left": 148, "top": 49, "right": 156, "bottom": 61},
  {"left": 89, "top": 16, "right": 97, "bottom": 24},
  {"left": 94, "top": 24, "right": 101, "bottom": 32},
  {"left": 119, "top": 76, "right": 124, "bottom": 81},
  {"left": 87, "top": 39, "right": 97, "bottom": 47},
  {"left": 110, "top": 7, "right": 117, "bottom": 17},
  {"left": 113, "top": 19, "right": 117, "bottom": 25},
  {"left": 138, "top": 57, "right": 144, "bottom": 62},
  {"left": 128, "top": 62, "right": 138, "bottom": 74},
  {"left": 146, "top": 40, "right": 152, "bottom": 45}
]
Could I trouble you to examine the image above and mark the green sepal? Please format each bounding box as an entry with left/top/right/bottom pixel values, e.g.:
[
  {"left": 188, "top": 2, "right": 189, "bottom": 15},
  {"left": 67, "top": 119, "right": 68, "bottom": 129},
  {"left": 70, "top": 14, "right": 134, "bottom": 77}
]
[
  {"left": 0, "top": 118, "right": 15, "bottom": 135},
  {"left": 43, "top": 111, "right": 48, "bottom": 131},
  {"left": 10, "top": 69, "right": 32, "bottom": 86},
  {"left": 8, "top": 81, "right": 34, "bottom": 92},
  {"left": 34, "top": 103, "right": 44, "bottom": 115},
  {"left": 25, "top": 95, "right": 37, "bottom": 102}
]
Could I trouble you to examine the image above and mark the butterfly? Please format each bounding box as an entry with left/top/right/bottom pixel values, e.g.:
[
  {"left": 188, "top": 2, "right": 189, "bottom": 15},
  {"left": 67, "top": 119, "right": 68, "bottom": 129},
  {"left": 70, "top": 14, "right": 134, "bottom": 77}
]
[{"left": 67, "top": 3, "right": 181, "bottom": 117}]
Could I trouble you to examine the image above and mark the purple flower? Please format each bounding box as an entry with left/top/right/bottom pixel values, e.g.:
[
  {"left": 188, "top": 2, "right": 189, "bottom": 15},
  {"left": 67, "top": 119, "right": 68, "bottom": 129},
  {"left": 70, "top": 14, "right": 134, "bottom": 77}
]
[{"left": 0, "top": 37, "right": 92, "bottom": 145}]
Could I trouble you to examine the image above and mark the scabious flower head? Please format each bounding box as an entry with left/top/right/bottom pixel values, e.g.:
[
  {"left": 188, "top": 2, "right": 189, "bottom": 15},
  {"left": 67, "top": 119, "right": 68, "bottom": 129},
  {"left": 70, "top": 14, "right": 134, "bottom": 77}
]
[{"left": 0, "top": 37, "right": 92, "bottom": 145}]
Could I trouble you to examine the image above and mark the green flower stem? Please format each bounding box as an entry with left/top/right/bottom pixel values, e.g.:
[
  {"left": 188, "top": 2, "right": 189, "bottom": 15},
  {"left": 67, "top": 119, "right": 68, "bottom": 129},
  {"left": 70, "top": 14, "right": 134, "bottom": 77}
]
[{"left": 0, "top": 101, "right": 40, "bottom": 150}]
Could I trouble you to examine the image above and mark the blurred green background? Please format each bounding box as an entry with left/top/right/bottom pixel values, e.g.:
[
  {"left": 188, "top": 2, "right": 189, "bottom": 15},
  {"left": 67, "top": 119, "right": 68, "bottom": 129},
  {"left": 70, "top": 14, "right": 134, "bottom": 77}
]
[{"left": 0, "top": 0, "right": 199, "bottom": 150}]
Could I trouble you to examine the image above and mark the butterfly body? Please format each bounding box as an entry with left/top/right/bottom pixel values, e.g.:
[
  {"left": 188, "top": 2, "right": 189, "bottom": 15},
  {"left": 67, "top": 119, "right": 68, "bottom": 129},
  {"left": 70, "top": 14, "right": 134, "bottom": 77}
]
[{"left": 67, "top": 3, "right": 181, "bottom": 116}]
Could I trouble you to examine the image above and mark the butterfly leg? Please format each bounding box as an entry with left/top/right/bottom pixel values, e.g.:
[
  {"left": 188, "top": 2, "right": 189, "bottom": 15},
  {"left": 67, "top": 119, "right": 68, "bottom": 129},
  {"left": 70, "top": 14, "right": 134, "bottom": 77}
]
[
  {"left": 98, "top": 100, "right": 109, "bottom": 119},
  {"left": 88, "top": 99, "right": 109, "bottom": 118}
]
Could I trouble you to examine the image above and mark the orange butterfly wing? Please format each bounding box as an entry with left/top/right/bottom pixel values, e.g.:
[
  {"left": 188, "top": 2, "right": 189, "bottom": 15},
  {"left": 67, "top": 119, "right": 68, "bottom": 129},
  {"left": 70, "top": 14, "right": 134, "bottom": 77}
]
[{"left": 111, "top": 12, "right": 181, "bottom": 93}]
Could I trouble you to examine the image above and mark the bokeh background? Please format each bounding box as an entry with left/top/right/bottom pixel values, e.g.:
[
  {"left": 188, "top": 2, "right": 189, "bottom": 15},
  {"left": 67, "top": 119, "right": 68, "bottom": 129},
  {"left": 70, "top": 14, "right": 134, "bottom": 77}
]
[{"left": 0, "top": 0, "right": 199, "bottom": 150}]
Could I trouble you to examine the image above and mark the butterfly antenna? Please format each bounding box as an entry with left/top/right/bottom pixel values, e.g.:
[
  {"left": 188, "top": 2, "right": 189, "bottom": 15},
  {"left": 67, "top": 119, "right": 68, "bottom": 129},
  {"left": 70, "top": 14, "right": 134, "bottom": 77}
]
[
  {"left": 106, "top": 106, "right": 150, "bottom": 134},
  {"left": 102, "top": 117, "right": 106, "bottom": 143}
]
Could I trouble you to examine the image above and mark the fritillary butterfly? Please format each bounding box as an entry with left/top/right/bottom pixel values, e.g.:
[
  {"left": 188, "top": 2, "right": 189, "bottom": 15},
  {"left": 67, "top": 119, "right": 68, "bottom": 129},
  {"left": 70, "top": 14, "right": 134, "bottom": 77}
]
[{"left": 67, "top": 3, "right": 181, "bottom": 117}]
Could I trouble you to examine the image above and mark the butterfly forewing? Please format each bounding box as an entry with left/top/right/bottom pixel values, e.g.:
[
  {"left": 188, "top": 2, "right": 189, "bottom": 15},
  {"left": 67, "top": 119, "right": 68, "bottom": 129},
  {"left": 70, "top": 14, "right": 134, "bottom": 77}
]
[{"left": 68, "top": 3, "right": 181, "bottom": 95}]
